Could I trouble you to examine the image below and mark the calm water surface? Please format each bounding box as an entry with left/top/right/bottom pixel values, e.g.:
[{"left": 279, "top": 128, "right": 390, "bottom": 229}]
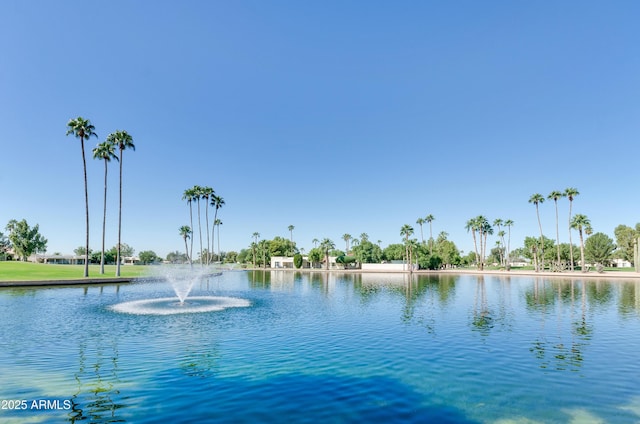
[{"left": 1, "top": 271, "right": 639, "bottom": 423}]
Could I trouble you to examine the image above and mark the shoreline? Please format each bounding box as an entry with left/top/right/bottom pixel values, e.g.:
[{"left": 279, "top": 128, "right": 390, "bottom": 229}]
[{"left": 0, "top": 268, "right": 638, "bottom": 288}]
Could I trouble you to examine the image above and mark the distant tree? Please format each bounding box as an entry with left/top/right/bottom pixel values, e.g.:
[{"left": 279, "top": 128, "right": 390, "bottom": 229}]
[
  {"left": 565, "top": 187, "right": 580, "bottom": 270},
  {"left": 179, "top": 225, "right": 192, "bottom": 265},
  {"left": 110, "top": 243, "right": 134, "bottom": 260},
  {"left": 93, "top": 140, "right": 118, "bottom": 274},
  {"left": 360, "top": 233, "right": 369, "bottom": 243},
  {"left": 307, "top": 247, "right": 323, "bottom": 267},
  {"left": 342, "top": 233, "right": 352, "bottom": 254},
  {"left": 74, "top": 246, "right": 92, "bottom": 256},
  {"left": 139, "top": 250, "right": 159, "bottom": 264},
  {"left": 529, "top": 193, "right": 545, "bottom": 271},
  {"left": 0, "top": 231, "right": 9, "bottom": 259},
  {"left": 400, "top": 224, "right": 414, "bottom": 271},
  {"left": 504, "top": 219, "right": 514, "bottom": 265},
  {"left": 548, "top": 190, "right": 564, "bottom": 265},
  {"left": 108, "top": 130, "right": 135, "bottom": 276},
  {"left": 66, "top": 116, "right": 98, "bottom": 277},
  {"left": 252, "top": 232, "right": 260, "bottom": 267},
  {"left": 211, "top": 195, "right": 225, "bottom": 259},
  {"left": 585, "top": 232, "right": 616, "bottom": 266},
  {"left": 416, "top": 218, "right": 426, "bottom": 244},
  {"left": 269, "top": 236, "right": 297, "bottom": 257},
  {"left": 613, "top": 224, "right": 640, "bottom": 264},
  {"left": 425, "top": 214, "right": 435, "bottom": 253},
  {"left": 382, "top": 243, "right": 405, "bottom": 261},
  {"left": 199, "top": 186, "right": 215, "bottom": 264},
  {"left": 293, "top": 253, "right": 303, "bottom": 268},
  {"left": 288, "top": 225, "right": 295, "bottom": 255},
  {"left": 182, "top": 187, "right": 197, "bottom": 265},
  {"left": 224, "top": 251, "right": 238, "bottom": 263},
  {"left": 570, "top": 214, "right": 591, "bottom": 272},
  {"left": 5, "top": 219, "right": 47, "bottom": 261},
  {"left": 312, "top": 238, "right": 319, "bottom": 248},
  {"left": 319, "top": 238, "right": 335, "bottom": 270},
  {"left": 351, "top": 240, "right": 382, "bottom": 264},
  {"left": 166, "top": 251, "right": 188, "bottom": 264},
  {"left": 434, "top": 235, "right": 461, "bottom": 268}
]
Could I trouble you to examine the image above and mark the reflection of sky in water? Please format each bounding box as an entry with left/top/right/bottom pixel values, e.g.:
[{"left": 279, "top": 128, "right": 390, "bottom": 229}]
[{"left": 0, "top": 272, "right": 639, "bottom": 423}]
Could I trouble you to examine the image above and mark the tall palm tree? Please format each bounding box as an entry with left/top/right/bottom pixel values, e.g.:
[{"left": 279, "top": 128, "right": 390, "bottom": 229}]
[
  {"left": 66, "top": 117, "right": 98, "bottom": 277},
  {"left": 201, "top": 186, "right": 215, "bottom": 264},
  {"left": 400, "top": 224, "right": 414, "bottom": 271},
  {"left": 92, "top": 141, "right": 118, "bottom": 274},
  {"left": 504, "top": 219, "right": 514, "bottom": 266},
  {"left": 288, "top": 225, "right": 295, "bottom": 256},
  {"left": 493, "top": 219, "right": 504, "bottom": 266},
  {"left": 528, "top": 193, "right": 545, "bottom": 271},
  {"left": 425, "top": 214, "right": 435, "bottom": 254},
  {"left": 319, "top": 238, "right": 335, "bottom": 270},
  {"left": 312, "top": 238, "right": 319, "bottom": 248},
  {"left": 360, "top": 233, "right": 369, "bottom": 243},
  {"left": 182, "top": 187, "right": 196, "bottom": 264},
  {"left": 107, "top": 130, "right": 135, "bottom": 277},
  {"left": 179, "top": 225, "right": 192, "bottom": 265},
  {"left": 565, "top": 187, "right": 580, "bottom": 271},
  {"left": 211, "top": 195, "right": 225, "bottom": 261},
  {"left": 465, "top": 218, "right": 480, "bottom": 269},
  {"left": 416, "top": 218, "right": 426, "bottom": 244},
  {"left": 342, "top": 233, "right": 352, "bottom": 254},
  {"left": 252, "top": 232, "right": 260, "bottom": 267},
  {"left": 478, "top": 216, "right": 492, "bottom": 269},
  {"left": 571, "top": 214, "right": 591, "bottom": 272},
  {"left": 548, "top": 190, "right": 564, "bottom": 266},
  {"left": 190, "top": 185, "right": 204, "bottom": 266}
]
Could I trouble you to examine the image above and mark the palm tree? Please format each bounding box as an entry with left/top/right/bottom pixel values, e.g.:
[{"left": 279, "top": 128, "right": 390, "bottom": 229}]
[
  {"left": 505, "top": 219, "right": 514, "bottom": 266},
  {"left": 107, "top": 130, "right": 135, "bottom": 277},
  {"left": 66, "top": 117, "right": 98, "bottom": 277},
  {"left": 565, "top": 187, "right": 580, "bottom": 271},
  {"left": 360, "top": 233, "right": 369, "bottom": 243},
  {"left": 319, "top": 238, "right": 335, "bottom": 270},
  {"left": 465, "top": 218, "right": 480, "bottom": 269},
  {"left": 548, "top": 190, "right": 563, "bottom": 266},
  {"left": 425, "top": 214, "right": 435, "bottom": 254},
  {"left": 571, "top": 214, "right": 591, "bottom": 272},
  {"left": 211, "top": 195, "right": 225, "bottom": 261},
  {"left": 201, "top": 186, "right": 215, "bottom": 264},
  {"left": 252, "top": 232, "right": 260, "bottom": 267},
  {"left": 416, "top": 218, "right": 426, "bottom": 244},
  {"left": 182, "top": 187, "right": 196, "bottom": 263},
  {"left": 179, "top": 225, "right": 192, "bottom": 265},
  {"left": 493, "top": 219, "right": 504, "bottom": 266},
  {"left": 342, "top": 234, "right": 352, "bottom": 254},
  {"left": 92, "top": 141, "right": 118, "bottom": 274},
  {"left": 214, "top": 219, "right": 222, "bottom": 259},
  {"left": 189, "top": 185, "right": 205, "bottom": 266},
  {"left": 529, "top": 193, "right": 545, "bottom": 271},
  {"left": 312, "top": 238, "right": 319, "bottom": 248},
  {"left": 400, "top": 224, "right": 414, "bottom": 271},
  {"left": 288, "top": 225, "right": 295, "bottom": 256},
  {"left": 478, "top": 216, "right": 492, "bottom": 269}
]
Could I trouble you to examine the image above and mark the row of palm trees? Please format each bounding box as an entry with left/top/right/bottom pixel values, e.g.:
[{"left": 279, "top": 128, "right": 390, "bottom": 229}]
[
  {"left": 464, "top": 217, "right": 514, "bottom": 270},
  {"left": 181, "top": 185, "right": 225, "bottom": 266},
  {"left": 529, "top": 187, "right": 591, "bottom": 271},
  {"left": 66, "top": 117, "right": 135, "bottom": 277}
]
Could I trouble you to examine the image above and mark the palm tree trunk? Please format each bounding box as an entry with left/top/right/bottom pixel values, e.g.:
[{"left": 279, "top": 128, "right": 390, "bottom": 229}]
[
  {"left": 507, "top": 227, "right": 511, "bottom": 268},
  {"left": 568, "top": 201, "right": 575, "bottom": 271},
  {"left": 579, "top": 229, "right": 586, "bottom": 272},
  {"left": 536, "top": 205, "right": 544, "bottom": 271},
  {"left": 212, "top": 208, "right": 218, "bottom": 262},
  {"left": 471, "top": 230, "right": 480, "bottom": 270},
  {"left": 205, "top": 200, "right": 210, "bottom": 265},
  {"left": 197, "top": 199, "right": 203, "bottom": 266},
  {"left": 116, "top": 150, "right": 123, "bottom": 277},
  {"left": 81, "top": 137, "right": 89, "bottom": 278},
  {"left": 184, "top": 237, "right": 191, "bottom": 265},
  {"left": 189, "top": 203, "right": 194, "bottom": 267},
  {"left": 100, "top": 160, "right": 108, "bottom": 274},
  {"left": 555, "top": 201, "right": 560, "bottom": 266},
  {"left": 429, "top": 222, "right": 433, "bottom": 254},
  {"left": 217, "top": 223, "right": 221, "bottom": 259}
]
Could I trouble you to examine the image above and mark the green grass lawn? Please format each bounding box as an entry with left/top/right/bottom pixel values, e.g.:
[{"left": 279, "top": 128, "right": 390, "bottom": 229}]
[{"left": 0, "top": 261, "right": 153, "bottom": 281}]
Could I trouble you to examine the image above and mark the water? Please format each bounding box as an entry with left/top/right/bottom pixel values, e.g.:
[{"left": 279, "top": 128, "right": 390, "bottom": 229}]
[{"left": 1, "top": 271, "right": 639, "bottom": 423}]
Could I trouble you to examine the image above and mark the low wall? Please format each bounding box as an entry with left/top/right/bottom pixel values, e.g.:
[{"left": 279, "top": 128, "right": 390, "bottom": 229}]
[{"left": 361, "top": 263, "right": 416, "bottom": 272}]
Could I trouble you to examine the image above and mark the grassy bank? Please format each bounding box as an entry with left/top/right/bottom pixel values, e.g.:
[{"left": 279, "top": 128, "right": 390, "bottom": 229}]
[{"left": 0, "top": 261, "right": 152, "bottom": 281}]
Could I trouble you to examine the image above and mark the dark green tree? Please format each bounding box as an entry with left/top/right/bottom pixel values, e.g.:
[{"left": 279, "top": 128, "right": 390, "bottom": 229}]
[
  {"left": 585, "top": 232, "right": 616, "bottom": 266},
  {"left": 5, "top": 219, "right": 47, "bottom": 261}
]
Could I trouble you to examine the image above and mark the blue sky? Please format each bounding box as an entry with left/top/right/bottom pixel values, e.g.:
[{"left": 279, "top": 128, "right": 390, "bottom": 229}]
[{"left": 1, "top": 1, "right": 639, "bottom": 258}]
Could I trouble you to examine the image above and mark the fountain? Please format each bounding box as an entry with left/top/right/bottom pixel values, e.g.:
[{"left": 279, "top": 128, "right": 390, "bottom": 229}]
[{"left": 109, "top": 266, "right": 251, "bottom": 315}]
